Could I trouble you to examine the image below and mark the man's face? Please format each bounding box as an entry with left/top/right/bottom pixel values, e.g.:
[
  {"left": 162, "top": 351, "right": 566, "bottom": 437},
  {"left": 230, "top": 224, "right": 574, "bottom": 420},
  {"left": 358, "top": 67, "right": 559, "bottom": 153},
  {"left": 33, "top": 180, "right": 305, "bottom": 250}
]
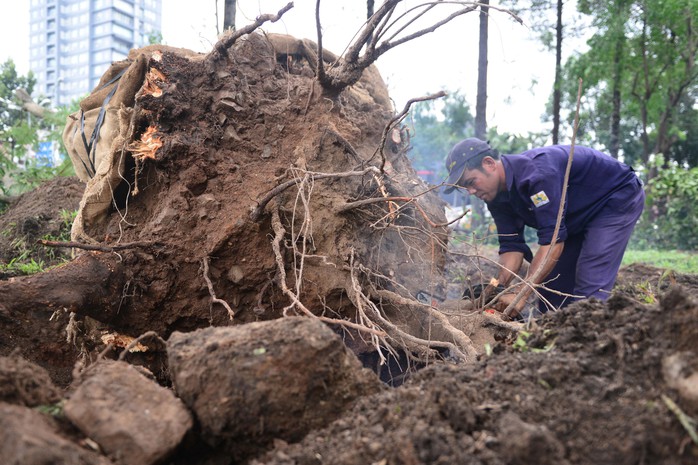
[{"left": 457, "top": 159, "right": 501, "bottom": 202}]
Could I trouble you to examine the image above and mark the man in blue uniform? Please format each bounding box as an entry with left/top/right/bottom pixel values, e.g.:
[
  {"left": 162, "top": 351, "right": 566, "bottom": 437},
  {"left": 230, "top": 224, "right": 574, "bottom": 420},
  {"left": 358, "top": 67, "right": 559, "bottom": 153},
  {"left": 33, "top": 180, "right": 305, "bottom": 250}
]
[{"left": 444, "top": 138, "right": 645, "bottom": 318}]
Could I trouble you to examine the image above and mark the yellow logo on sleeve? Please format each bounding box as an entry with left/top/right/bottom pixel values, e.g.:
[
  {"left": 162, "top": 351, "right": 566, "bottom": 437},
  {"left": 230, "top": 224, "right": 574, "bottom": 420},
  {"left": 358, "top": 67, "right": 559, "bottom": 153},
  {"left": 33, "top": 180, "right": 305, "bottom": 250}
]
[{"left": 530, "top": 191, "right": 550, "bottom": 207}]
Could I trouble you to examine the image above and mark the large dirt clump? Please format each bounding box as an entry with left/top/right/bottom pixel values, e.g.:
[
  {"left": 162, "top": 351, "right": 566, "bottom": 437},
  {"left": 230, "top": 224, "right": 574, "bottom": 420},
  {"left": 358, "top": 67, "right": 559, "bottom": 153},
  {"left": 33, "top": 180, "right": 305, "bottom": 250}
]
[{"left": 254, "top": 285, "right": 698, "bottom": 465}]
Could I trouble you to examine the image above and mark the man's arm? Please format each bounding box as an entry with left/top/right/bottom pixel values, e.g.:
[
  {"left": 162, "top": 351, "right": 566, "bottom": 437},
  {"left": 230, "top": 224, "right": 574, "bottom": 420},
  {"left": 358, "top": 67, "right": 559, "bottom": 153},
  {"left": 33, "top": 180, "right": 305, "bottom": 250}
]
[
  {"left": 496, "top": 251, "right": 524, "bottom": 286},
  {"left": 498, "top": 242, "right": 565, "bottom": 315}
]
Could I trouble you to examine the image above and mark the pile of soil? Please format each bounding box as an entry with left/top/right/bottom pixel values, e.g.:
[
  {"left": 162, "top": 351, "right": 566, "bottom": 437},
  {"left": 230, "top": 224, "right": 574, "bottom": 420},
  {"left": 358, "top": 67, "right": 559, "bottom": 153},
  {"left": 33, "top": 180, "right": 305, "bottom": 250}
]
[
  {"left": 256, "top": 284, "right": 698, "bottom": 465},
  {"left": 0, "top": 176, "right": 83, "bottom": 277}
]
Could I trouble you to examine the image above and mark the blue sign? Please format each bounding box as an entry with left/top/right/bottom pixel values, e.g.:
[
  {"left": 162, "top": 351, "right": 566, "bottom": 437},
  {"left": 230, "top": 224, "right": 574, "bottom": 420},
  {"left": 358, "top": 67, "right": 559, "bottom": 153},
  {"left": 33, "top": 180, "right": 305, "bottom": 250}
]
[{"left": 36, "top": 141, "right": 55, "bottom": 167}]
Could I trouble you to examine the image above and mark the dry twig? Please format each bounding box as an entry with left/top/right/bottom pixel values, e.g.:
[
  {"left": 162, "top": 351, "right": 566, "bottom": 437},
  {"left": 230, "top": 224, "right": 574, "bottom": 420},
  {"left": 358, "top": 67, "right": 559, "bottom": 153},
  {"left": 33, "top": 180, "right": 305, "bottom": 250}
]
[
  {"left": 38, "top": 239, "right": 164, "bottom": 253},
  {"left": 374, "top": 91, "right": 446, "bottom": 172}
]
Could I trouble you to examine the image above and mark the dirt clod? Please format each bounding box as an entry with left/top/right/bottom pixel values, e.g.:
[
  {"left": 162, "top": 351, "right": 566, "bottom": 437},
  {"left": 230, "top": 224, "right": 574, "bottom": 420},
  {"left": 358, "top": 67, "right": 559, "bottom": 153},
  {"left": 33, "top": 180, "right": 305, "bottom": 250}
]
[
  {"left": 168, "top": 317, "right": 383, "bottom": 461},
  {"left": 64, "top": 361, "right": 192, "bottom": 465},
  {"left": 0, "top": 352, "right": 61, "bottom": 407},
  {"left": 0, "top": 402, "right": 110, "bottom": 465}
]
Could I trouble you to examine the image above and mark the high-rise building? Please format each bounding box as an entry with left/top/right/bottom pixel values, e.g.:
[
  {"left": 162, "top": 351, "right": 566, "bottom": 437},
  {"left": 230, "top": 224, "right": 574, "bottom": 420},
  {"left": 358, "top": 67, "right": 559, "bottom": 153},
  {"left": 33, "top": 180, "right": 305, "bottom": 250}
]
[{"left": 29, "top": 0, "right": 162, "bottom": 107}]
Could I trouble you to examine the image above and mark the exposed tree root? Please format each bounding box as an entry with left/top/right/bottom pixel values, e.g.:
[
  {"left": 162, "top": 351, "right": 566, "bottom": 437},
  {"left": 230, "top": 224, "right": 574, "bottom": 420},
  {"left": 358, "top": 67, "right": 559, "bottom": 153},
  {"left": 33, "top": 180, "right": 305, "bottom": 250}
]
[
  {"left": 270, "top": 205, "right": 387, "bottom": 338},
  {"left": 201, "top": 257, "right": 235, "bottom": 320},
  {"left": 370, "top": 288, "right": 478, "bottom": 362},
  {"left": 0, "top": 252, "right": 126, "bottom": 324}
]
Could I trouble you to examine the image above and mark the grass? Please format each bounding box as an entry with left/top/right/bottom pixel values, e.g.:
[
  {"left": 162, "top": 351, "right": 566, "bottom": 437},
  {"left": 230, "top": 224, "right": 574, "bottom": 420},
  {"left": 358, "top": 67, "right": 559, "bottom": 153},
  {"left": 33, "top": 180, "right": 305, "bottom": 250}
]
[
  {"left": 622, "top": 249, "right": 698, "bottom": 275},
  {"left": 0, "top": 209, "right": 77, "bottom": 276}
]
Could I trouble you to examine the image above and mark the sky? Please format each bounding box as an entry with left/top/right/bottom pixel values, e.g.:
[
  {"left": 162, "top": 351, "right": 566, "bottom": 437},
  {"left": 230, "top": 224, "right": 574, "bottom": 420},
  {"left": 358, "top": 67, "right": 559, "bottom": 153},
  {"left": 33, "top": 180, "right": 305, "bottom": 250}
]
[{"left": 0, "top": 1, "right": 588, "bottom": 135}]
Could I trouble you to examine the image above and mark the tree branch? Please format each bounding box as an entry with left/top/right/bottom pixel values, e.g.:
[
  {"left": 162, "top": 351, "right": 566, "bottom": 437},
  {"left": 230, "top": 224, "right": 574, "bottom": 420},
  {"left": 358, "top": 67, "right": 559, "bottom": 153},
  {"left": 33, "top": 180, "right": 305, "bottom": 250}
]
[
  {"left": 38, "top": 239, "right": 165, "bottom": 253},
  {"left": 207, "top": 2, "right": 293, "bottom": 64}
]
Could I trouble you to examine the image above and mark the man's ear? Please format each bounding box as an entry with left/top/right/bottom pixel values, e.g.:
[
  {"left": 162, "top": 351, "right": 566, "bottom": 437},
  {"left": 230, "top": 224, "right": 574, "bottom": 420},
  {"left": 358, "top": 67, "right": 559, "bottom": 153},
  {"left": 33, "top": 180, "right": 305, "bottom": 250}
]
[{"left": 482, "top": 156, "right": 496, "bottom": 171}]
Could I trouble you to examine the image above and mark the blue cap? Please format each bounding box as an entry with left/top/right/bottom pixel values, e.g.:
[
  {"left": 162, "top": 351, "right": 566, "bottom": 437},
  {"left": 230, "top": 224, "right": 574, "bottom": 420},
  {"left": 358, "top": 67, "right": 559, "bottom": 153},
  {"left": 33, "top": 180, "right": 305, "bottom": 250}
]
[{"left": 443, "top": 138, "right": 492, "bottom": 193}]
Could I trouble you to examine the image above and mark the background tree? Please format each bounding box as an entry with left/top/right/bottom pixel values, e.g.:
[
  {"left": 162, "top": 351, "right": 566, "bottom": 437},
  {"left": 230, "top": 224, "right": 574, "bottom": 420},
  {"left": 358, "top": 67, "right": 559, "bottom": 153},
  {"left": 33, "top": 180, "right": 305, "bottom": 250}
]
[
  {"left": 472, "top": 0, "right": 490, "bottom": 231},
  {"left": 224, "top": 0, "right": 237, "bottom": 31},
  {"left": 1, "top": 59, "right": 37, "bottom": 183},
  {"left": 0, "top": 59, "right": 76, "bottom": 196},
  {"left": 562, "top": 0, "right": 697, "bottom": 173},
  {"left": 407, "top": 92, "right": 474, "bottom": 178}
]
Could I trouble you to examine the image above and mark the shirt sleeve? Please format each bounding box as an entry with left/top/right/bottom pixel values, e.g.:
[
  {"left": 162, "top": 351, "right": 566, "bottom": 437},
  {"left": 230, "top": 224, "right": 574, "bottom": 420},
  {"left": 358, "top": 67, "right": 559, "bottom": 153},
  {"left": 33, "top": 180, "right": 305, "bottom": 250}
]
[{"left": 488, "top": 201, "right": 534, "bottom": 262}]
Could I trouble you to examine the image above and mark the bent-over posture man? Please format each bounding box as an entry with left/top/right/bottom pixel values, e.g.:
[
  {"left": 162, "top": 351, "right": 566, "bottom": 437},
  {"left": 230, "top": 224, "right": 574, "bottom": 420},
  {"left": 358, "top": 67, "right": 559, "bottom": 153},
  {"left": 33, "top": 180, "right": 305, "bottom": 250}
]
[{"left": 444, "top": 138, "right": 645, "bottom": 318}]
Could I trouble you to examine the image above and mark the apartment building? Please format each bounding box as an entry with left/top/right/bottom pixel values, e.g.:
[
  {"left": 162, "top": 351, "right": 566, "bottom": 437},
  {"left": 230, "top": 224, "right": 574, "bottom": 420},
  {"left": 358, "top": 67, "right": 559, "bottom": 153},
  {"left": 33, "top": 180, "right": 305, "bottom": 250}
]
[{"left": 29, "top": 0, "right": 162, "bottom": 106}]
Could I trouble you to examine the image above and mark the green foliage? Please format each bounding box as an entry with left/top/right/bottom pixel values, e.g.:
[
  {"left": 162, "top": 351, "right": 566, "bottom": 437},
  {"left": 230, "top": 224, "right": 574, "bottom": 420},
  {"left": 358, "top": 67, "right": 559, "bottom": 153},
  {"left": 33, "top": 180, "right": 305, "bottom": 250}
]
[
  {"left": 0, "top": 59, "right": 78, "bottom": 195},
  {"left": 562, "top": 0, "right": 698, "bottom": 167},
  {"left": 0, "top": 247, "right": 46, "bottom": 275},
  {"left": 406, "top": 91, "right": 546, "bottom": 178},
  {"left": 35, "top": 401, "right": 64, "bottom": 417},
  {"left": 148, "top": 30, "right": 163, "bottom": 44},
  {"left": 633, "top": 156, "right": 698, "bottom": 250},
  {"left": 512, "top": 330, "right": 555, "bottom": 353},
  {"left": 406, "top": 91, "right": 475, "bottom": 175},
  {"left": 0, "top": 59, "right": 36, "bottom": 131}
]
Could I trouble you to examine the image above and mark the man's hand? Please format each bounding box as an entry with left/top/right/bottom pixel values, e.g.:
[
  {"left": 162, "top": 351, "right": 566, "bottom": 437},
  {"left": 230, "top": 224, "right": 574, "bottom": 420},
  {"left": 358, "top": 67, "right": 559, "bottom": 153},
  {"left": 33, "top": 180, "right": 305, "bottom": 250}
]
[
  {"left": 493, "top": 292, "right": 525, "bottom": 319},
  {"left": 462, "top": 283, "right": 506, "bottom": 301}
]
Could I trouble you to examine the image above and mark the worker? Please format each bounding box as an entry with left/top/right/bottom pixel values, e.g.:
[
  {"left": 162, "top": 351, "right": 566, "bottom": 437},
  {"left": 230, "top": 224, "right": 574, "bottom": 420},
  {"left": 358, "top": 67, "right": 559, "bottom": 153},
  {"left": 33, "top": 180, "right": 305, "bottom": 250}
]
[{"left": 443, "top": 138, "right": 645, "bottom": 319}]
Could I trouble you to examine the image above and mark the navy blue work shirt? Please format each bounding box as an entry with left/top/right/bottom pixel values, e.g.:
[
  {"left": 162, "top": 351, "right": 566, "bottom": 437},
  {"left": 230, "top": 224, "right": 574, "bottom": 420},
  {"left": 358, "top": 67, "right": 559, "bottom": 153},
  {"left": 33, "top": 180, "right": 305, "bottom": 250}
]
[{"left": 486, "top": 145, "right": 638, "bottom": 261}]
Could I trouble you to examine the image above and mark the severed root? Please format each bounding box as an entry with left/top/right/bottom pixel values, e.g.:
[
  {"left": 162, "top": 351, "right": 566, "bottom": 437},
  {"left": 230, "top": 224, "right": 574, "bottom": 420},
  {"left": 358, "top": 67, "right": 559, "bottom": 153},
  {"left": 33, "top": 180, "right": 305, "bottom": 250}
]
[
  {"left": 201, "top": 256, "right": 235, "bottom": 320},
  {"left": 370, "top": 288, "right": 479, "bottom": 362}
]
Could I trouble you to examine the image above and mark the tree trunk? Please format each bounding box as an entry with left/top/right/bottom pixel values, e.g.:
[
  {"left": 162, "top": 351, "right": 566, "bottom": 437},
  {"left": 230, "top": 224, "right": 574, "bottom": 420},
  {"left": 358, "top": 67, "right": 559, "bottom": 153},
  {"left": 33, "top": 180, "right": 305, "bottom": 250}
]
[
  {"left": 472, "top": 0, "right": 489, "bottom": 232},
  {"left": 475, "top": 1, "right": 488, "bottom": 139},
  {"left": 609, "top": 1, "right": 628, "bottom": 159},
  {"left": 224, "top": 0, "right": 236, "bottom": 31},
  {"left": 609, "top": 36, "right": 623, "bottom": 159},
  {"left": 552, "top": 0, "right": 563, "bottom": 145}
]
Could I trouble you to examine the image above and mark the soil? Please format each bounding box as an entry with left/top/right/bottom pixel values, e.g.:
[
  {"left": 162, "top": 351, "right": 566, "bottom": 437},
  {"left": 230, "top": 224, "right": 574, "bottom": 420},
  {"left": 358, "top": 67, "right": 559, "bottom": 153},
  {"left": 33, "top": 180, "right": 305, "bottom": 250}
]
[{"left": 1, "top": 31, "right": 697, "bottom": 465}]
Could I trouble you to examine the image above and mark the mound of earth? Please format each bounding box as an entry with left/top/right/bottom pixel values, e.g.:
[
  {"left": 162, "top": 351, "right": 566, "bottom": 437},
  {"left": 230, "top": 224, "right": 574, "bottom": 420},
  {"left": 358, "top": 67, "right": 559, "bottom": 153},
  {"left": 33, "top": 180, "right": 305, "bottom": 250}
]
[
  {"left": 0, "top": 176, "right": 83, "bottom": 276},
  {"left": 255, "top": 285, "right": 698, "bottom": 465}
]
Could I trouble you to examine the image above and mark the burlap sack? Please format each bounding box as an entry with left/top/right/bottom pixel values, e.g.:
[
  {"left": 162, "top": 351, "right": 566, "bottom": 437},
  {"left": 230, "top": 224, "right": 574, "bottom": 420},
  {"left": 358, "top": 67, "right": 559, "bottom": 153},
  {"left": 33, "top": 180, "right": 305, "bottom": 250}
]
[
  {"left": 267, "top": 33, "right": 390, "bottom": 108},
  {"left": 63, "top": 53, "right": 148, "bottom": 242},
  {"left": 64, "top": 45, "right": 205, "bottom": 243}
]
